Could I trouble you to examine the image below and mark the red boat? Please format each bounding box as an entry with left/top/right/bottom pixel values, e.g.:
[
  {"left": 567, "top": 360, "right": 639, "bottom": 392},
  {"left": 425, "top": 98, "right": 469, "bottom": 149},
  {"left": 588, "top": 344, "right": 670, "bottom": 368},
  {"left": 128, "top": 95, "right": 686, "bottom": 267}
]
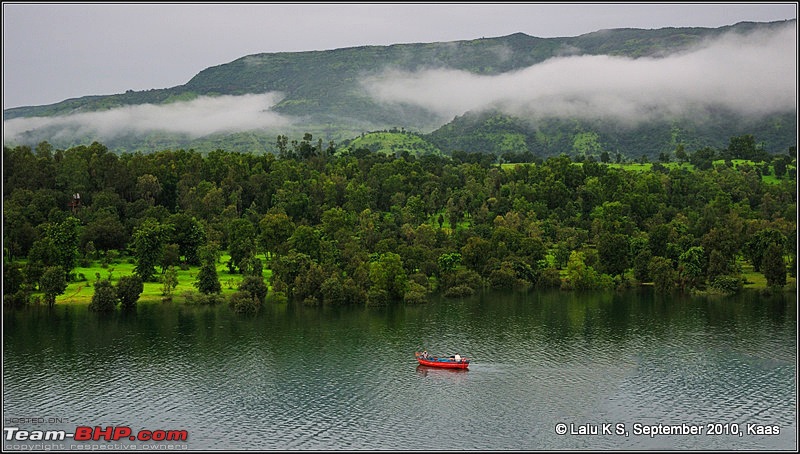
[{"left": 415, "top": 351, "right": 470, "bottom": 369}]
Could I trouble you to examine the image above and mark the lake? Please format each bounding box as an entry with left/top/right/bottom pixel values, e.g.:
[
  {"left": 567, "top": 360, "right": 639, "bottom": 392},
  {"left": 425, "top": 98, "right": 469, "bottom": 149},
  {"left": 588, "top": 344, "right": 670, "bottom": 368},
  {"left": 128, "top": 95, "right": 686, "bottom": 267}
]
[{"left": 2, "top": 289, "right": 796, "bottom": 451}]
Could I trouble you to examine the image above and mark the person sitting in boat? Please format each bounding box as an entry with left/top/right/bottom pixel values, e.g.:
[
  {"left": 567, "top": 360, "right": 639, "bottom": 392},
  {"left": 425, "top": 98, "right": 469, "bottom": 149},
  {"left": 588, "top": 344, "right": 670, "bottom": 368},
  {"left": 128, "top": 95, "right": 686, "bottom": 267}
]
[
  {"left": 422, "top": 351, "right": 429, "bottom": 359},
  {"left": 454, "top": 353, "right": 461, "bottom": 363}
]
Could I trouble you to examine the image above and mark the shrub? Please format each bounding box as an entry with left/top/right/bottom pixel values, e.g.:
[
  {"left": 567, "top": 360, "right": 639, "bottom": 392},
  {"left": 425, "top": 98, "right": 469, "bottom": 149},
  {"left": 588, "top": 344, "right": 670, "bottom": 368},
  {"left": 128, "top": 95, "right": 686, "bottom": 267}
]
[
  {"left": 708, "top": 275, "right": 744, "bottom": 295},
  {"left": 403, "top": 281, "right": 429, "bottom": 304},
  {"left": 4, "top": 290, "right": 31, "bottom": 308},
  {"left": 444, "top": 285, "right": 475, "bottom": 298},
  {"left": 229, "top": 291, "right": 260, "bottom": 314},
  {"left": 183, "top": 290, "right": 224, "bottom": 305},
  {"left": 195, "top": 262, "right": 221, "bottom": 294},
  {"left": 116, "top": 275, "right": 144, "bottom": 309},
  {"left": 537, "top": 268, "right": 563, "bottom": 289},
  {"left": 238, "top": 275, "right": 268, "bottom": 304},
  {"left": 89, "top": 279, "right": 118, "bottom": 312}
]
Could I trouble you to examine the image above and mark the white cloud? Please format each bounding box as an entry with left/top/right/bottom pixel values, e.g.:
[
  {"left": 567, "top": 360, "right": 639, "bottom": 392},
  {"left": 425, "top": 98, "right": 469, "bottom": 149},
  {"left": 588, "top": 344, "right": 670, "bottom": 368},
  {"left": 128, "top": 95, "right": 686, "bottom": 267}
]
[
  {"left": 3, "top": 23, "right": 795, "bottom": 145},
  {"left": 361, "top": 23, "right": 797, "bottom": 125},
  {"left": 3, "top": 93, "right": 290, "bottom": 143}
]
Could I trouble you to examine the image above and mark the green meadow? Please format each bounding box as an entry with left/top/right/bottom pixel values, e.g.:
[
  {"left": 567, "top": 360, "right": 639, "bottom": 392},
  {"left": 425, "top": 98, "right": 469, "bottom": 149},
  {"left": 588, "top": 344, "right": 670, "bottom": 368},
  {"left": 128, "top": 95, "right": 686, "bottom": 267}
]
[
  {"left": 55, "top": 253, "right": 271, "bottom": 306},
  {"left": 501, "top": 159, "right": 795, "bottom": 185}
]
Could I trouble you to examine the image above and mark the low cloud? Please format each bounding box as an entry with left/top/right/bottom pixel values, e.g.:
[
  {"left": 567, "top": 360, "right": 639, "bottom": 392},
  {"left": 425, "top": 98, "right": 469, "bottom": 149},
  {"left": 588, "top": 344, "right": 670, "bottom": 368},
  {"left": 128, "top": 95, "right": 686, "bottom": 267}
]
[
  {"left": 3, "top": 93, "right": 290, "bottom": 143},
  {"left": 361, "top": 23, "right": 797, "bottom": 126}
]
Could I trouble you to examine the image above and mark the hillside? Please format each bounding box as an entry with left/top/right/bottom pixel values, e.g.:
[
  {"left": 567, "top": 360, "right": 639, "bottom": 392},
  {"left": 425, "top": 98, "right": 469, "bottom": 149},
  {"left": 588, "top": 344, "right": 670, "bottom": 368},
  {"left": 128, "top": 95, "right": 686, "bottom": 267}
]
[{"left": 3, "top": 20, "right": 796, "bottom": 158}]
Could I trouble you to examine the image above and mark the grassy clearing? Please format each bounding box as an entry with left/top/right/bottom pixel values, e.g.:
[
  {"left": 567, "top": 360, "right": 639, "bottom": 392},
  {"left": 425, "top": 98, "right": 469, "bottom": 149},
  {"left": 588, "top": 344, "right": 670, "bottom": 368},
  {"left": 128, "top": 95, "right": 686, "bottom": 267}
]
[
  {"left": 502, "top": 159, "right": 793, "bottom": 185},
  {"left": 56, "top": 253, "right": 270, "bottom": 305}
]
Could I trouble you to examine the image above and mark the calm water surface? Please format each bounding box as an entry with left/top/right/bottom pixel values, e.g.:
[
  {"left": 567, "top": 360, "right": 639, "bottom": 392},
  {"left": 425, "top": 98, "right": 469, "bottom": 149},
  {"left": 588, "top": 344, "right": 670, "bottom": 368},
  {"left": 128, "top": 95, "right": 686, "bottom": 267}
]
[{"left": 3, "top": 289, "right": 796, "bottom": 450}]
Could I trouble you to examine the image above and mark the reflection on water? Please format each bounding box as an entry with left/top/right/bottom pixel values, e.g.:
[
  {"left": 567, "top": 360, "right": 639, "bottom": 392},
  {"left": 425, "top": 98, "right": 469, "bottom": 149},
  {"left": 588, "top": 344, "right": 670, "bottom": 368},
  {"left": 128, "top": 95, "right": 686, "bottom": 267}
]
[
  {"left": 3, "top": 289, "right": 796, "bottom": 450},
  {"left": 415, "top": 364, "right": 469, "bottom": 379}
]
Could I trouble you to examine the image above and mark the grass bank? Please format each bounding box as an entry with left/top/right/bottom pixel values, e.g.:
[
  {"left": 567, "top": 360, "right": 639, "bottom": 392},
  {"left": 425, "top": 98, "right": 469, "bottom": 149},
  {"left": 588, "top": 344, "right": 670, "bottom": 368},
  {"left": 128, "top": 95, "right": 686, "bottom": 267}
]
[{"left": 55, "top": 253, "right": 271, "bottom": 306}]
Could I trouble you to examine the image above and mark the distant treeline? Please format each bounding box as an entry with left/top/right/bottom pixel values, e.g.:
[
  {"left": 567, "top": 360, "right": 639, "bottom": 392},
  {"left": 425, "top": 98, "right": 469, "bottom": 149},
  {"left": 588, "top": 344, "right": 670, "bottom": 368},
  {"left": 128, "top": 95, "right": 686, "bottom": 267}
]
[{"left": 3, "top": 134, "right": 796, "bottom": 311}]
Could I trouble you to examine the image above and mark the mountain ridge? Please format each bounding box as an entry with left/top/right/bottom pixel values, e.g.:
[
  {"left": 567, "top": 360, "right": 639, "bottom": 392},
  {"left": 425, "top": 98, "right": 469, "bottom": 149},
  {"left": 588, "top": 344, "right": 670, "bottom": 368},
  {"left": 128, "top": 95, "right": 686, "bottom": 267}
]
[{"left": 3, "top": 20, "right": 796, "bottom": 158}]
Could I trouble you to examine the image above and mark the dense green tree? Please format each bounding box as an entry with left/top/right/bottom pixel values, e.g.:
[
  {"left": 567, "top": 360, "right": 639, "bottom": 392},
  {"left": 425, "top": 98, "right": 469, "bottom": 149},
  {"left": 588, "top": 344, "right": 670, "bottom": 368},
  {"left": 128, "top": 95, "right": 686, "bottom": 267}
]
[
  {"left": 743, "top": 228, "right": 786, "bottom": 272},
  {"left": 43, "top": 216, "right": 81, "bottom": 279},
  {"left": 161, "top": 266, "right": 179, "bottom": 298},
  {"left": 461, "top": 236, "right": 492, "bottom": 273},
  {"left": 597, "top": 232, "right": 630, "bottom": 277},
  {"left": 238, "top": 275, "right": 268, "bottom": 304},
  {"left": 226, "top": 218, "right": 257, "bottom": 273},
  {"left": 690, "top": 147, "right": 716, "bottom": 170},
  {"left": 369, "top": 252, "right": 408, "bottom": 302},
  {"left": 195, "top": 261, "right": 222, "bottom": 295},
  {"left": 116, "top": 275, "right": 143, "bottom": 309},
  {"left": 287, "top": 225, "right": 323, "bottom": 262},
  {"left": 136, "top": 174, "right": 162, "bottom": 204},
  {"left": 761, "top": 243, "right": 787, "bottom": 288},
  {"left": 89, "top": 279, "right": 118, "bottom": 312},
  {"left": 132, "top": 219, "right": 173, "bottom": 282},
  {"left": 675, "top": 144, "right": 687, "bottom": 163},
  {"left": 229, "top": 291, "right": 260, "bottom": 314},
  {"left": 726, "top": 134, "right": 758, "bottom": 160},
  {"left": 633, "top": 247, "right": 652, "bottom": 282},
  {"left": 649, "top": 256, "right": 676, "bottom": 293},
  {"left": 564, "top": 251, "right": 606, "bottom": 290},
  {"left": 2, "top": 135, "right": 795, "bottom": 306},
  {"left": 39, "top": 266, "right": 67, "bottom": 308},
  {"left": 167, "top": 213, "right": 207, "bottom": 265},
  {"left": 678, "top": 246, "right": 706, "bottom": 290},
  {"left": 160, "top": 243, "right": 181, "bottom": 274},
  {"left": 437, "top": 253, "right": 462, "bottom": 274},
  {"left": 80, "top": 209, "right": 128, "bottom": 252},
  {"left": 258, "top": 211, "right": 295, "bottom": 259},
  {"left": 28, "top": 236, "right": 59, "bottom": 269}
]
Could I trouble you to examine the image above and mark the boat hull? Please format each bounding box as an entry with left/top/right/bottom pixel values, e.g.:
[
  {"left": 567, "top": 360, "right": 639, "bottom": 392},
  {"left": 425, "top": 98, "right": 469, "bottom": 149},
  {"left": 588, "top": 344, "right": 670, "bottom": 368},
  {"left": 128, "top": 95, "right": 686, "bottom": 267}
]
[{"left": 415, "top": 353, "right": 469, "bottom": 369}]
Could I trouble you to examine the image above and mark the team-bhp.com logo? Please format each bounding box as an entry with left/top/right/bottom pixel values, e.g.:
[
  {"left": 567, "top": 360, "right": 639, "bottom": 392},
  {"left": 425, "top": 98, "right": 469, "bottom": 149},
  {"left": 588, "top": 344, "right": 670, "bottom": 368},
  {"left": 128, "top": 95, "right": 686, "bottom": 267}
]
[{"left": 5, "top": 425, "right": 188, "bottom": 442}]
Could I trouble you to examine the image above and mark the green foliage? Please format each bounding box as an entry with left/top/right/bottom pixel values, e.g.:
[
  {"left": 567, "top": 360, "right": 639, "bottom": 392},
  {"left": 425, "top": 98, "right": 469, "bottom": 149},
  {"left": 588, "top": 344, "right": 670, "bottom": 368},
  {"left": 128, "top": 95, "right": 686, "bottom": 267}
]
[
  {"left": 649, "top": 256, "right": 677, "bottom": 293},
  {"left": 2, "top": 124, "right": 796, "bottom": 310},
  {"left": 228, "top": 291, "right": 261, "bottom": 314},
  {"left": 342, "top": 131, "right": 442, "bottom": 157},
  {"left": 440, "top": 269, "right": 485, "bottom": 298},
  {"left": 89, "top": 279, "right": 118, "bottom": 312},
  {"left": 167, "top": 213, "right": 206, "bottom": 265},
  {"left": 195, "top": 262, "right": 221, "bottom": 295},
  {"left": 238, "top": 275, "right": 268, "bottom": 304},
  {"left": 403, "top": 281, "right": 429, "bottom": 305},
  {"left": 40, "top": 266, "right": 67, "bottom": 308},
  {"left": 437, "top": 253, "right": 462, "bottom": 274},
  {"left": 116, "top": 274, "right": 143, "bottom": 309},
  {"left": 597, "top": 233, "right": 630, "bottom": 277},
  {"left": 227, "top": 218, "right": 257, "bottom": 273},
  {"left": 132, "top": 219, "right": 173, "bottom": 282},
  {"left": 743, "top": 228, "right": 786, "bottom": 272},
  {"left": 369, "top": 252, "right": 408, "bottom": 302},
  {"left": 161, "top": 266, "right": 179, "bottom": 297},
  {"left": 633, "top": 248, "right": 652, "bottom": 282},
  {"left": 708, "top": 275, "right": 744, "bottom": 295},
  {"left": 761, "top": 243, "right": 787, "bottom": 288},
  {"left": 678, "top": 246, "right": 706, "bottom": 290},
  {"left": 563, "top": 251, "right": 611, "bottom": 290},
  {"left": 37, "top": 217, "right": 80, "bottom": 279}
]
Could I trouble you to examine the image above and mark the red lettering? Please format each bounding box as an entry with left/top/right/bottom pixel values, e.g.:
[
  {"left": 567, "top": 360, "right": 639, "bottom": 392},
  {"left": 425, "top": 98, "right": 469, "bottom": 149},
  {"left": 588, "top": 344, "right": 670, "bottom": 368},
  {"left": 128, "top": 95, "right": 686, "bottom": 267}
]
[
  {"left": 74, "top": 426, "right": 92, "bottom": 441},
  {"left": 92, "top": 426, "right": 114, "bottom": 441},
  {"left": 113, "top": 427, "right": 132, "bottom": 441}
]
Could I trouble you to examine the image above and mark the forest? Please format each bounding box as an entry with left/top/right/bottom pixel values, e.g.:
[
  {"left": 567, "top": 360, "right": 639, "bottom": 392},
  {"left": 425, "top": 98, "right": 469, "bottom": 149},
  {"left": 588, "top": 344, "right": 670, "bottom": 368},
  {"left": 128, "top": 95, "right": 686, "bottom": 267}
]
[{"left": 2, "top": 134, "right": 797, "bottom": 313}]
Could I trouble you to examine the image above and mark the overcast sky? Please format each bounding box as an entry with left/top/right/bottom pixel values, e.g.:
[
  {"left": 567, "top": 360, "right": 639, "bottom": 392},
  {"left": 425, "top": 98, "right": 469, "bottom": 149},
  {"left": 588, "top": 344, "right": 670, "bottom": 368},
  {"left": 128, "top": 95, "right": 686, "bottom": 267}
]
[{"left": 2, "top": 2, "right": 797, "bottom": 111}]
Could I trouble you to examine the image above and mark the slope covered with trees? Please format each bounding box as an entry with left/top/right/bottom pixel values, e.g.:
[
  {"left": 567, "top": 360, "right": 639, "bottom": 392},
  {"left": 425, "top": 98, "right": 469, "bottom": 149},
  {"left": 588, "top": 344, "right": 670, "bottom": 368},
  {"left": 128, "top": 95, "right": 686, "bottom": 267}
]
[{"left": 3, "top": 134, "right": 796, "bottom": 312}]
